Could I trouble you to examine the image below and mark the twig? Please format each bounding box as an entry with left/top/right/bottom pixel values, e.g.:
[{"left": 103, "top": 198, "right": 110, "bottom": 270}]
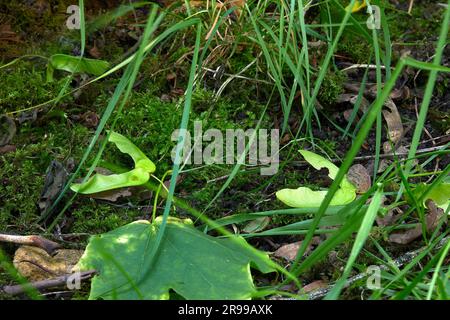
[
  {"left": 0, "top": 270, "right": 96, "bottom": 296},
  {"left": 0, "top": 234, "right": 60, "bottom": 255}
]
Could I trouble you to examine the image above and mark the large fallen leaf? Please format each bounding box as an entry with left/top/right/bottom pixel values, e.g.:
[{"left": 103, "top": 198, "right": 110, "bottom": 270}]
[
  {"left": 47, "top": 54, "right": 110, "bottom": 81},
  {"left": 77, "top": 217, "right": 275, "bottom": 300},
  {"left": 70, "top": 131, "right": 155, "bottom": 194},
  {"left": 276, "top": 150, "right": 356, "bottom": 208},
  {"left": 347, "top": 164, "right": 371, "bottom": 193}
]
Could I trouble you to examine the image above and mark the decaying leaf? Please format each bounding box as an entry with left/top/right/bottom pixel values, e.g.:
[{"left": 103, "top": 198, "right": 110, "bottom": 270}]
[
  {"left": 347, "top": 164, "right": 371, "bottom": 193},
  {"left": 0, "top": 114, "right": 16, "bottom": 146},
  {"left": 39, "top": 160, "right": 72, "bottom": 216},
  {"left": 389, "top": 201, "right": 447, "bottom": 244},
  {"left": 13, "top": 246, "right": 84, "bottom": 282},
  {"left": 337, "top": 93, "right": 370, "bottom": 113},
  {"left": 301, "top": 280, "right": 328, "bottom": 293},
  {"left": 273, "top": 237, "right": 321, "bottom": 261},
  {"left": 382, "top": 99, "right": 404, "bottom": 153}
]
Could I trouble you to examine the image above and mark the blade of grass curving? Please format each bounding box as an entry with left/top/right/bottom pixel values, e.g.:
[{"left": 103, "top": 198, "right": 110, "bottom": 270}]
[
  {"left": 45, "top": 6, "right": 164, "bottom": 229},
  {"left": 426, "top": 238, "right": 450, "bottom": 299},
  {"left": 141, "top": 23, "right": 202, "bottom": 278},
  {"left": 44, "top": 14, "right": 200, "bottom": 227},
  {"left": 325, "top": 183, "right": 383, "bottom": 299},
  {"left": 7, "top": 18, "right": 201, "bottom": 116}
]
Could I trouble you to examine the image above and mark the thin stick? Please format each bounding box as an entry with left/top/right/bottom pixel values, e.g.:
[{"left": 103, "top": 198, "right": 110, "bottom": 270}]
[
  {"left": 0, "top": 234, "right": 61, "bottom": 255},
  {"left": 0, "top": 270, "right": 96, "bottom": 296}
]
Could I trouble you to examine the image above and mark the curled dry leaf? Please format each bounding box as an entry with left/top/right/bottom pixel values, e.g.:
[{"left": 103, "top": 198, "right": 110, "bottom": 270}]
[
  {"left": 38, "top": 160, "right": 74, "bottom": 216},
  {"left": 382, "top": 99, "right": 404, "bottom": 153},
  {"left": 39, "top": 160, "right": 72, "bottom": 217},
  {"left": 337, "top": 93, "right": 370, "bottom": 113},
  {"left": 273, "top": 237, "right": 321, "bottom": 261},
  {"left": 347, "top": 164, "right": 371, "bottom": 193},
  {"left": 81, "top": 111, "right": 99, "bottom": 128},
  {"left": 13, "top": 246, "right": 84, "bottom": 282},
  {"left": 376, "top": 207, "right": 403, "bottom": 227}
]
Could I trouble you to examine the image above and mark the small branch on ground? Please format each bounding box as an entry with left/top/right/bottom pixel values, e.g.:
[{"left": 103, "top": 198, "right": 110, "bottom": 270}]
[
  {"left": 0, "top": 270, "right": 96, "bottom": 296},
  {"left": 0, "top": 234, "right": 61, "bottom": 255}
]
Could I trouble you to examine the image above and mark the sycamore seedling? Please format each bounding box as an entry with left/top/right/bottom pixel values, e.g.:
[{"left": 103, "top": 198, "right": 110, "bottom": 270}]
[
  {"left": 276, "top": 150, "right": 357, "bottom": 208},
  {"left": 70, "top": 131, "right": 155, "bottom": 194}
]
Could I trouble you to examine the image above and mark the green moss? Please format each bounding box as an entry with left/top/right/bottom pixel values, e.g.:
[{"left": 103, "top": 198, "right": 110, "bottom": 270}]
[
  {"left": 337, "top": 37, "right": 371, "bottom": 64},
  {"left": 317, "top": 71, "right": 346, "bottom": 107},
  {"left": 0, "top": 60, "right": 71, "bottom": 113},
  {"left": 0, "top": 122, "right": 91, "bottom": 231},
  {"left": 71, "top": 201, "right": 142, "bottom": 234}
]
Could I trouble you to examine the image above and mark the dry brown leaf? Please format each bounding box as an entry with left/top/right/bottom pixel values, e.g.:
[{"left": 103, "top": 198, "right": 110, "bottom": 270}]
[
  {"left": 389, "top": 201, "right": 446, "bottom": 244},
  {"left": 347, "top": 164, "right": 371, "bottom": 193},
  {"left": 301, "top": 280, "right": 328, "bottom": 293},
  {"left": 13, "top": 246, "right": 84, "bottom": 282},
  {"left": 0, "top": 115, "right": 16, "bottom": 146},
  {"left": 273, "top": 237, "right": 321, "bottom": 261},
  {"left": 382, "top": 99, "right": 404, "bottom": 153}
]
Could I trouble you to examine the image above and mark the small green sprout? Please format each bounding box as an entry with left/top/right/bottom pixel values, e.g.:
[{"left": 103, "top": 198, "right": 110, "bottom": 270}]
[
  {"left": 276, "top": 150, "right": 357, "bottom": 208},
  {"left": 70, "top": 131, "right": 155, "bottom": 194}
]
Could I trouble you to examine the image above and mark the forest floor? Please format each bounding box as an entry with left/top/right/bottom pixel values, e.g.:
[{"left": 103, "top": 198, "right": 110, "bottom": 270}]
[{"left": 0, "top": 0, "right": 449, "bottom": 300}]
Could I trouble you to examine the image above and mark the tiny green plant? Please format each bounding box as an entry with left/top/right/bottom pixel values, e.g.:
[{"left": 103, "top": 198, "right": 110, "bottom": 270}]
[
  {"left": 46, "top": 54, "right": 110, "bottom": 82},
  {"left": 276, "top": 150, "right": 356, "bottom": 208},
  {"left": 70, "top": 131, "right": 155, "bottom": 194}
]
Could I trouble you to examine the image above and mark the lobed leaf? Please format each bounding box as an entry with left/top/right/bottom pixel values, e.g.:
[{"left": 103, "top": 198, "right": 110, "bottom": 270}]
[{"left": 77, "top": 217, "right": 275, "bottom": 300}]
